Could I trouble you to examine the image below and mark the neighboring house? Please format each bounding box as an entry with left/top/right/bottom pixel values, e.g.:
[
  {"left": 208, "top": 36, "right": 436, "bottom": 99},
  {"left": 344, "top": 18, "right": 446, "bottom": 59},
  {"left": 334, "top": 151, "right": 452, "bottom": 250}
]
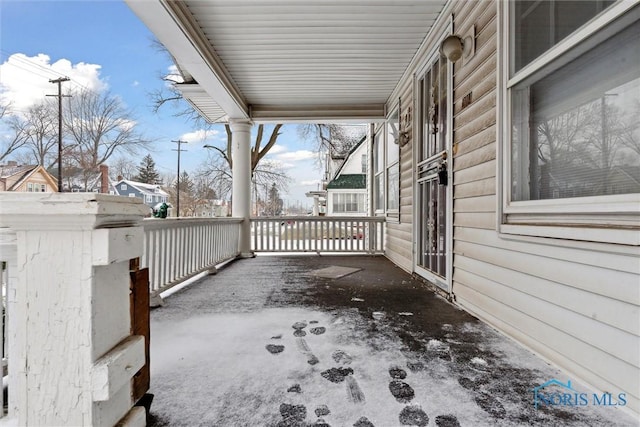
[
  {"left": 195, "top": 199, "right": 229, "bottom": 217},
  {"left": 113, "top": 179, "right": 168, "bottom": 209},
  {"left": 126, "top": 1, "right": 640, "bottom": 416},
  {"left": 0, "top": 161, "right": 58, "bottom": 192},
  {"left": 59, "top": 164, "right": 117, "bottom": 194},
  {"left": 325, "top": 137, "right": 368, "bottom": 216}
]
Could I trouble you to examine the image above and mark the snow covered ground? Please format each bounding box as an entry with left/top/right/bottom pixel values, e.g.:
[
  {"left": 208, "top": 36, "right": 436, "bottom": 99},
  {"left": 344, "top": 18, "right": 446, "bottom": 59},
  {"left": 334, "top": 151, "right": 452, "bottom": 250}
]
[{"left": 147, "top": 256, "right": 636, "bottom": 426}]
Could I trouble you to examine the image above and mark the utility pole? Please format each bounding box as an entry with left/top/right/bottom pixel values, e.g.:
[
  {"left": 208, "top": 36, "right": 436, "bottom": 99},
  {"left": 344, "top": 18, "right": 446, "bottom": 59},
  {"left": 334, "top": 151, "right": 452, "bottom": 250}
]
[
  {"left": 172, "top": 140, "right": 188, "bottom": 217},
  {"left": 47, "top": 77, "right": 71, "bottom": 192}
]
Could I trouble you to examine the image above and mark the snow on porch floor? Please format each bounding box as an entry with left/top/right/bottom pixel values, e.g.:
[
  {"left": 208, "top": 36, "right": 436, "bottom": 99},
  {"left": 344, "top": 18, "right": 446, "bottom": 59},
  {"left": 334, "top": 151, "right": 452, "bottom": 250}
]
[{"left": 148, "top": 255, "right": 635, "bottom": 427}]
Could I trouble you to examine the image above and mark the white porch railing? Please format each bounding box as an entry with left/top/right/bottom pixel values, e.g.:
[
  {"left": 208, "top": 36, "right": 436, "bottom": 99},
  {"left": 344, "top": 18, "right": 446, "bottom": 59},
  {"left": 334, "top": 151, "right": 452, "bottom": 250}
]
[
  {"left": 251, "top": 216, "right": 385, "bottom": 253},
  {"left": 141, "top": 217, "right": 242, "bottom": 296}
]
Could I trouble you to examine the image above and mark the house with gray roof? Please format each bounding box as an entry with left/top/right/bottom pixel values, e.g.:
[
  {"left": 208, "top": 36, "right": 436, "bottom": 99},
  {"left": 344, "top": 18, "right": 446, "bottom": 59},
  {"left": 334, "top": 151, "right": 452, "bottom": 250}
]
[{"left": 113, "top": 179, "right": 169, "bottom": 210}]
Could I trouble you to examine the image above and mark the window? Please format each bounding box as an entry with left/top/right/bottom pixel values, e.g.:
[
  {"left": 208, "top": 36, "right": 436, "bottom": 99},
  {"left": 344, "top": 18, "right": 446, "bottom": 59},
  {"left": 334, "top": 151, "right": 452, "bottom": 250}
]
[
  {"left": 27, "top": 183, "right": 34, "bottom": 192},
  {"left": 386, "top": 108, "right": 400, "bottom": 212},
  {"left": 361, "top": 154, "right": 367, "bottom": 174},
  {"left": 333, "top": 193, "right": 365, "bottom": 213},
  {"left": 505, "top": 2, "right": 639, "bottom": 235},
  {"left": 145, "top": 194, "right": 152, "bottom": 203},
  {"left": 129, "top": 193, "right": 136, "bottom": 198},
  {"left": 121, "top": 184, "right": 127, "bottom": 190},
  {"left": 373, "top": 130, "right": 385, "bottom": 212},
  {"left": 40, "top": 184, "right": 46, "bottom": 192}
]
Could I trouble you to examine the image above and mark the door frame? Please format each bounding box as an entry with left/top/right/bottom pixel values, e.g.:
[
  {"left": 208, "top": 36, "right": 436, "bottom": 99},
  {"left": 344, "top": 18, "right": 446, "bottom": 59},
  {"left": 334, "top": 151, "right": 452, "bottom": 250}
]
[{"left": 413, "top": 25, "right": 454, "bottom": 295}]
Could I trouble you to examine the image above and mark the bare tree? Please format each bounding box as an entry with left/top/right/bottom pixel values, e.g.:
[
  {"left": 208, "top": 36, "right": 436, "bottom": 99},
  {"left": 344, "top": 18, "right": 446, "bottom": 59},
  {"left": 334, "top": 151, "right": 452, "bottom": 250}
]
[
  {"left": 149, "top": 41, "right": 291, "bottom": 202},
  {"left": 195, "top": 157, "right": 231, "bottom": 201},
  {"left": 63, "top": 88, "right": 150, "bottom": 189},
  {"left": 21, "top": 101, "right": 58, "bottom": 167},
  {"left": 0, "top": 102, "right": 29, "bottom": 163},
  {"left": 110, "top": 155, "right": 138, "bottom": 180},
  {"left": 298, "top": 124, "right": 366, "bottom": 156},
  {"left": 197, "top": 153, "right": 290, "bottom": 210},
  {"left": 618, "top": 100, "right": 640, "bottom": 159}
]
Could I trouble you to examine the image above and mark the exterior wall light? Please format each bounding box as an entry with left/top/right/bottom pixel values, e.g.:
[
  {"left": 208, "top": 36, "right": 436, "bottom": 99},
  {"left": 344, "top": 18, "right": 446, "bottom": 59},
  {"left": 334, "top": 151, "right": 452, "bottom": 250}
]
[{"left": 440, "top": 26, "right": 475, "bottom": 63}]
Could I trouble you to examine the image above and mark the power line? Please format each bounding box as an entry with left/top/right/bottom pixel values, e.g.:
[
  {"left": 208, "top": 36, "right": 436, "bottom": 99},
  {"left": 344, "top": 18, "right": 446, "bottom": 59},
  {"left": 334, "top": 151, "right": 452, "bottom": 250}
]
[
  {"left": 46, "top": 77, "right": 71, "bottom": 192},
  {"left": 171, "top": 140, "right": 188, "bottom": 217}
]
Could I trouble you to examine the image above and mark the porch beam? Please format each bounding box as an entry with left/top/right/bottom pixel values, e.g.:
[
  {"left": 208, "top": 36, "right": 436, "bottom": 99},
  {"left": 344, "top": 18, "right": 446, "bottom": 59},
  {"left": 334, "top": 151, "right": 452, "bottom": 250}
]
[
  {"left": 230, "top": 119, "right": 254, "bottom": 257},
  {"left": 249, "top": 104, "right": 386, "bottom": 123}
]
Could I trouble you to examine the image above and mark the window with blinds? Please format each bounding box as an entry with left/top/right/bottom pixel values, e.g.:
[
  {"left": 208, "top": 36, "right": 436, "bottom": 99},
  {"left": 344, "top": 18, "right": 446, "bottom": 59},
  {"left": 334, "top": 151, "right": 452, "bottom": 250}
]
[{"left": 509, "top": 2, "right": 640, "bottom": 202}]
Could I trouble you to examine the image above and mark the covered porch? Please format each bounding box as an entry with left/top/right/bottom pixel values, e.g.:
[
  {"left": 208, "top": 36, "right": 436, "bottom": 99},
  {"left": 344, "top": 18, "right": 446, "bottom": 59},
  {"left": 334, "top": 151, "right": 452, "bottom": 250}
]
[
  {"left": 147, "top": 255, "right": 631, "bottom": 426},
  {"left": 0, "top": 0, "right": 637, "bottom": 424}
]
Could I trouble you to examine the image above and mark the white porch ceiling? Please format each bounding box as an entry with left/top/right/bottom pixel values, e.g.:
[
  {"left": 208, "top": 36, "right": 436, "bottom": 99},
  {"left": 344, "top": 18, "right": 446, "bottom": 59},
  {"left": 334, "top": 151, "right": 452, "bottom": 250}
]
[{"left": 126, "top": 0, "right": 449, "bottom": 123}]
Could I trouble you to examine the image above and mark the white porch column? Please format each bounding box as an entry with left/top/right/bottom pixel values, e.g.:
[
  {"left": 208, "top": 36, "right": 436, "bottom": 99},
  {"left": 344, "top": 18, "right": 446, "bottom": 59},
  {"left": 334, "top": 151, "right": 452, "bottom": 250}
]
[
  {"left": 230, "top": 119, "right": 254, "bottom": 257},
  {"left": 312, "top": 195, "right": 320, "bottom": 216},
  {"left": 0, "top": 193, "right": 149, "bottom": 427}
]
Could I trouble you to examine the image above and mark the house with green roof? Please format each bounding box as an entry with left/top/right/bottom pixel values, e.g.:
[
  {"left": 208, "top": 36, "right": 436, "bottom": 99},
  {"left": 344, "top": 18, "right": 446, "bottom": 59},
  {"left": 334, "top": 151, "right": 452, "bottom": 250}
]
[{"left": 325, "top": 137, "right": 368, "bottom": 216}]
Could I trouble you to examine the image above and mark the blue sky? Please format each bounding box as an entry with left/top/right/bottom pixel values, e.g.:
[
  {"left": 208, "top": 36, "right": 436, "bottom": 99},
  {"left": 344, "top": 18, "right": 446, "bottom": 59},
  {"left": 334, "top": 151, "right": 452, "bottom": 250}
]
[{"left": 0, "top": 0, "right": 323, "bottom": 207}]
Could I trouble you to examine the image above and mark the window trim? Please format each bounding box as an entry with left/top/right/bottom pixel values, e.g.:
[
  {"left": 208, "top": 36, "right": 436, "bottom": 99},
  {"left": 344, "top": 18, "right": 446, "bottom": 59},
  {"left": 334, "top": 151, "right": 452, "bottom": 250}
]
[
  {"left": 331, "top": 191, "right": 366, "bottom": 214},
  {"left": 386, "top": 104, "right": 400, "bottom": 217},
  {"left": 373, "top": 125, "right": 385, "bottom": 215},
  {"left": 499, "top": 1, "right": 640, "bottom": 244}
]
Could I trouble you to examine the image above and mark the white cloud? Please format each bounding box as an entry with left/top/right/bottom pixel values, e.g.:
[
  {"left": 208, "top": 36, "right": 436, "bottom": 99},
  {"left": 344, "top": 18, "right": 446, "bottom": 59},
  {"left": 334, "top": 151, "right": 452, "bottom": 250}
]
[
  {"left": 117, "top": 118, "right": 137, "bottom": 132},
  {"left": 275, "top": 150, "right": 316, "bottom": 162},
  {"left": 179, "top": 128, "right": 220, "bottom": 144},
  {"left": 300, "top": 179, "right": 320, "bottom": 186},
  {"left": 132, "top": 80, "right": 140, "bottom": 87},
  {"left": 266, "top": 144, "right": 286, "bottom": 155},
  {"left": 0, "top": 53, "right": 107, "bottom": 114}
]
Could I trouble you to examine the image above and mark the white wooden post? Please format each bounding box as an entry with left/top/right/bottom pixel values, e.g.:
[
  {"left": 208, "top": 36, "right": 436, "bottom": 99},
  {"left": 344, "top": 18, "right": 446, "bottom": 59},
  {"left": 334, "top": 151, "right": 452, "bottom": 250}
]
[
  {"left": 0, "top": 228, "right": 17, "bottom": 418},
  {"left": 0, "top": 193, "right": 149, "bottom": 427},
  {"left": 230, "top": 119, "right": 254, "bottom": 257}
]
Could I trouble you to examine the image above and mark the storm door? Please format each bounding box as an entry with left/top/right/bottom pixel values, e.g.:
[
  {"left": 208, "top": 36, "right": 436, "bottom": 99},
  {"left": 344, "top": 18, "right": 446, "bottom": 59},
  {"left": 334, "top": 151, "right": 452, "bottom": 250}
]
[{"left": 415, "top": 51, "right": 451, "bottom": 291}]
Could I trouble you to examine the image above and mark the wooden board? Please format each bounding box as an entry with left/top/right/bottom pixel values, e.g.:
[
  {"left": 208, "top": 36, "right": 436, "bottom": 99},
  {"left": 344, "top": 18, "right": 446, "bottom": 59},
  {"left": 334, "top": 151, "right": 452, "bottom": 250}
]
[{"left": 130, "top": 262, "right": 150, "bottom": 405}]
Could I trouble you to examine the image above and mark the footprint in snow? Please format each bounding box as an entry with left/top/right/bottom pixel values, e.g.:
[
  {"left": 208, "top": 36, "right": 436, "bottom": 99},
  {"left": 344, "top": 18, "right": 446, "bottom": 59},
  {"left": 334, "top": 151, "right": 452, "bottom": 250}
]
[
  {"left": 346, "top": 376, "right": 366, "bottom": 403},
  {"left": 266, "top": 344, "right": 285, "bottom": 355},
  {"left": 277, "top": 403, "right": 307, "bottom": 427},
  {"left": 399, "top": 405, "right": 429, "bottom": 426},
  {"left": 388, "top": 365, "right": 415, "bottom": 403},
  {"left": 332, "top": 349, "right": 353, "bottom": 365},
  {"left": 435, "top": 414, "right": 461, "bottom": 427},
  {"left": 296, "top": 337, "right": 320, "bottom": 365},
  {"left": 389, "top": 380, "right": 415, "bottom": 403},
  {"left": 321, "top": 367, "right": 353, "bottom": 383},
  {"left": 315, "top": 405, "right": 330, "bottom": 417},
  {"left": 292, "top": 321, "right": 307, "bottom": 330},
  {"left": 353, "top": 416, "right": 375, "bottom": 427},
  {"left": 389, "top": 366, "right": 407, "bottom": 379},
  {"left": 287, "top": 384, "right": 301, "bottom": 393}
]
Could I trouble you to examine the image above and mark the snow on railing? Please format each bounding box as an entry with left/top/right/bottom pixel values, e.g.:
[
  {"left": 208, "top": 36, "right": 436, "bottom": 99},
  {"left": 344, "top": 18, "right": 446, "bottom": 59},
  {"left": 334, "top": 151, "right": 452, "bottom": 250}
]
[
  {"left": 141, "top": 217, "right": 242, "bottom": 296},
  {"left": 251, "top": 216, "right": 385, "bottom": 254}
]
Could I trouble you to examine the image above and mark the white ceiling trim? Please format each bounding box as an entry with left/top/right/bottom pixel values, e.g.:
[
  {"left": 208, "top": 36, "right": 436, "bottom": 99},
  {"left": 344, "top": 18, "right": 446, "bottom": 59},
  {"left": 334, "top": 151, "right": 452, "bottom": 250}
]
[
  {"left": 126, "top": 0, "right": 449, "bottom": 123},
  {"left": 125, "top": 0, "right": 249, "bottom": 119}
]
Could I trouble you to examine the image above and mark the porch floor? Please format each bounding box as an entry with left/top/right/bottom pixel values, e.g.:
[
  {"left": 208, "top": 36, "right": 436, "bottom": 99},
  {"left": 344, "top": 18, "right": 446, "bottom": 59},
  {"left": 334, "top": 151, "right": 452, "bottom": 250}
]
[{"left": 148, "top": 255, "right": 634, "bottom": 426}]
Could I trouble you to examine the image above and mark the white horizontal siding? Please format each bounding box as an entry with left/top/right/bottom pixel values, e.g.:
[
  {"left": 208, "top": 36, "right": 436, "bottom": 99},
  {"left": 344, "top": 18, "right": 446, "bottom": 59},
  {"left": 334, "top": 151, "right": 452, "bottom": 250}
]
[
  {"left": 455, "top": 285, "right": 639, "bottom": 415},
  {"left": 449, "top": 0, "right": 640, "bottom": 417},
  {"left": 385, "top": 225, "right": 413, "bottom": 272}
]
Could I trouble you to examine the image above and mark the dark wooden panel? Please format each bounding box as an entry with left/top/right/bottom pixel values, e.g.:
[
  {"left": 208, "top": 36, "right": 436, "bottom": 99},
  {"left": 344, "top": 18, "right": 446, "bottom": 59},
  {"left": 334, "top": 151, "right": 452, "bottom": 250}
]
[{"left": 130, "top": 265, "right": 150, "bottom": 404}]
